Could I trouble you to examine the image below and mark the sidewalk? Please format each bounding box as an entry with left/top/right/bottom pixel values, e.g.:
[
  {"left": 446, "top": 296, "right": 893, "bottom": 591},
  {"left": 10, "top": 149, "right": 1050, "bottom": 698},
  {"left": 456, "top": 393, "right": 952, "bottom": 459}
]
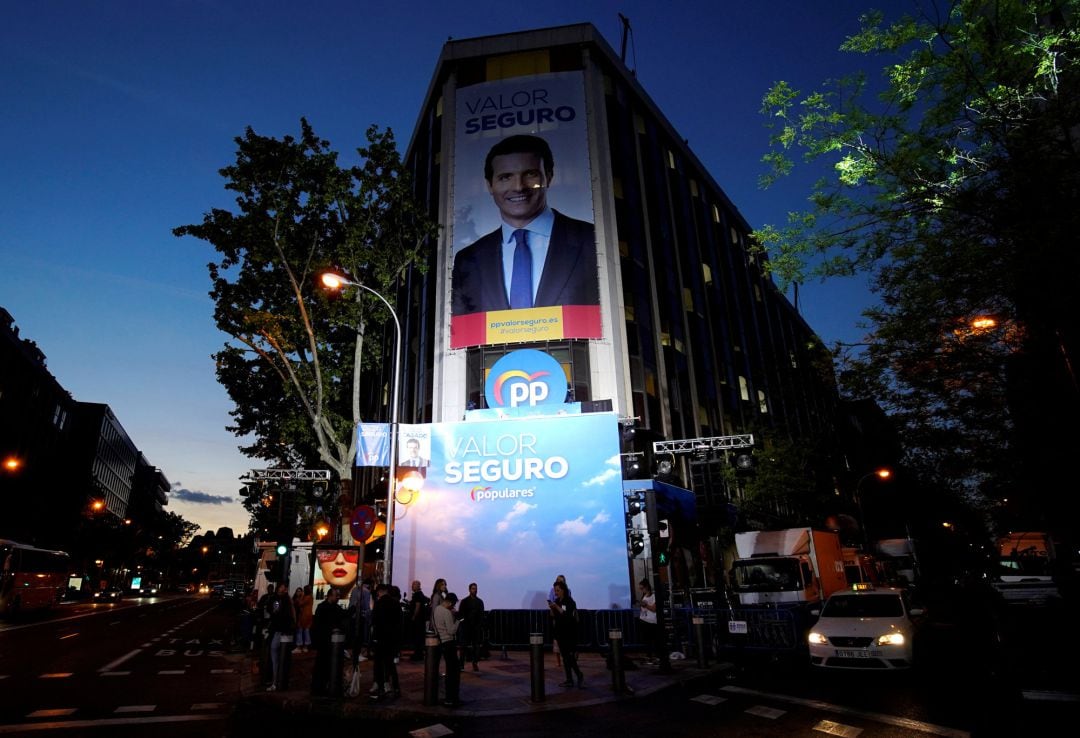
[{"left": 234, "top": 645, "right": 729, "bottom": 719}]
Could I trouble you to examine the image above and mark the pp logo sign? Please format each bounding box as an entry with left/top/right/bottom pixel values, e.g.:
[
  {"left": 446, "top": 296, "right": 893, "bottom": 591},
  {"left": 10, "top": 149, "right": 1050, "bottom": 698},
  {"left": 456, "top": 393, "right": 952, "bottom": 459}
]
[{"left": 484, "top": 349, "right": 567, "bottom": 409}]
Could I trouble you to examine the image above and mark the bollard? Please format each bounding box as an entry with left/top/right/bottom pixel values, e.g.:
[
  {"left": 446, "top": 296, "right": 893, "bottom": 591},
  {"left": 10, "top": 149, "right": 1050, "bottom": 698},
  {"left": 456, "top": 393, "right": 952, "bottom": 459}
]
[
  {"left": 423, "top": 634, "right": 441, "bottom": 706},
  {"left": 608, "top": 629, "right": 627, "bottom": 695},
  {"left": 529, "top": 633, "right": 545, "bottom": 703},
  {"left": 278, "top": 634, "right": 294, "bottom": 690},
  {"left": 328, "top": 629, "right": 347, "bottom": 697},
  {"left": 693, "top": 616, "right": 708, "bottom": 667}
]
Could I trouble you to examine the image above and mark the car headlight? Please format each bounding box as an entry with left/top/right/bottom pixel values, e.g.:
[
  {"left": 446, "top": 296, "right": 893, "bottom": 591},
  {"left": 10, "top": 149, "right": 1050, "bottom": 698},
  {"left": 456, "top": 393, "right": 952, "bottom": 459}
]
[
  {"left": 876, "top": 632, "right": 905, "bottom": 646},
  {"left": 808, "top": 631, "right": 828, "bottom": 645}
]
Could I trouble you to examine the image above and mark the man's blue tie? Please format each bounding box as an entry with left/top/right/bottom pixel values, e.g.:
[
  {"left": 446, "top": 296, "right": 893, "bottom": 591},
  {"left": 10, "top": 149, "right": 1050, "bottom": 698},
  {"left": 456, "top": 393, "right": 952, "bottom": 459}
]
[{"left": 509, "top": 228, "right": 533, "bottom": 309}]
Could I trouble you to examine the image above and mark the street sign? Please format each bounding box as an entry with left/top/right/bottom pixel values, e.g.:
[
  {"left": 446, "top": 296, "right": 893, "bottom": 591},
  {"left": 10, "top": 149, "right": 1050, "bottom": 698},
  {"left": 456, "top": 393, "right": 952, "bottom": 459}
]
[{"left": 350, "top": 505, "right": 377, "bottom": 543}]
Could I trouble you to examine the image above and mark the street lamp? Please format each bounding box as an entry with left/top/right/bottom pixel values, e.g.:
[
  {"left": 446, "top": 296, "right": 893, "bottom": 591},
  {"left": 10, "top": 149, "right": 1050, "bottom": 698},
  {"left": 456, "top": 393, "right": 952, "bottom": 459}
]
[
  {"left": 855, "top": 467, "right": 892, "bottom": 544},
  {"left": 320, "top": 271, "right": 402, "bottom": 586}
]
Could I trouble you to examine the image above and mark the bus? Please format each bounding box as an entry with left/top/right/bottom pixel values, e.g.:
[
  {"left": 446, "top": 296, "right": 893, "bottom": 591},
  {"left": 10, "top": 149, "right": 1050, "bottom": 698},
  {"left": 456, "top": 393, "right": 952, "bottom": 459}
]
[{"left": 0, "top": 539, "right": 71, "bottom": 616}]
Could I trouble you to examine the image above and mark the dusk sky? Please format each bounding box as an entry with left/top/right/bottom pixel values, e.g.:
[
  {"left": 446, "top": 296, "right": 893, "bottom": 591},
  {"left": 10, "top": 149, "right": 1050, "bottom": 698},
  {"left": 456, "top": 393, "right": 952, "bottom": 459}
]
[{"left": 1, "top": 1, "right": 885, "bottom": 535}]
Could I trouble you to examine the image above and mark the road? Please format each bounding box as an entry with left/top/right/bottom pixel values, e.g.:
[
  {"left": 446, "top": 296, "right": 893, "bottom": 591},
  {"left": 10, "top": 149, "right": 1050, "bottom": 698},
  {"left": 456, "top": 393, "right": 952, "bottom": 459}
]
[
  {"left": 2, "top": 594, "right": 1078, "bottom": 736},
  {"left": 0, "top": 595, "right": 239, "bottom": 736}
]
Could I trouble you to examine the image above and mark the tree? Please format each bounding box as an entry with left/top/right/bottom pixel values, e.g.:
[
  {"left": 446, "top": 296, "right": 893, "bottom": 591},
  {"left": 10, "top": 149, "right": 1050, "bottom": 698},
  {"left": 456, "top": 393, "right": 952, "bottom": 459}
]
[
  {"left": 756, "top": 1, "right": 1080, "bottom": 534},
  {"left": 175, "top": 121, "right": 438, "bottom": 496}
]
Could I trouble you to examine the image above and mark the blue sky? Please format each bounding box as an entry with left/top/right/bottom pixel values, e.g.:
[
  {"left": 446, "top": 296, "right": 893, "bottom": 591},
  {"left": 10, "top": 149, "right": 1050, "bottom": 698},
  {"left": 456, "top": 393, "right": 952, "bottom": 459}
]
[{"left": 1, "top": 1, "right": 884, "bottom": 535}]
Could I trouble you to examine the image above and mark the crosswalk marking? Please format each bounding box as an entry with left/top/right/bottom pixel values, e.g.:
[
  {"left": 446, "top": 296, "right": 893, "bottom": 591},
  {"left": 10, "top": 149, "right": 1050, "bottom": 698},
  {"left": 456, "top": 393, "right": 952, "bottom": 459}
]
[
  {"left": 746, "top": 705, "right": 786, "bottom": 719},
  {"left": 27, "top": 709, "right": 77, "bottom": 718},
  {"left": 101, "top": 671, "right": 131, "bottom": 676},
  {"left": 814, "top": 719, "right": 863, "bottom": 737},
  {"left": 115, "top": 705, "right": 155, "bottom": 713},
  {"left": 158, "top": 670, "right": 186, "bottom": 675},
  {"left": 691, "top": 694, "right": 727, "bottom": 705}
]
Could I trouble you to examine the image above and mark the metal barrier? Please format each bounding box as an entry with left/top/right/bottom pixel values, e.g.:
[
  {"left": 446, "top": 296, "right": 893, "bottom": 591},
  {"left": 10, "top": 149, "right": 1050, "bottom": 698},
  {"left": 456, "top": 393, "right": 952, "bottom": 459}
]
[{"left": 485, "top": 609, "right": 654, "bottom": 651}]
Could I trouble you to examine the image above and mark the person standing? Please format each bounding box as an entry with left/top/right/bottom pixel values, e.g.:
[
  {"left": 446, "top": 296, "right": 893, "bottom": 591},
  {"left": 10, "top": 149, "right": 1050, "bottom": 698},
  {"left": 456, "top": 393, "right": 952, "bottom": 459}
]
[
  {"left": 432, "top": 592, "right": 462, "bottom": 707},
  {"left": 549, "top": 581, "right": 584, "bottom": 688},
  {"left": 295, "top": 585, "right": 314, "bottom": 653},
  {"left": 407, "top": 580, "right": 430, "bottom": 661},
  {"left": 548, "top": 574, "right": 567, "bottom": 668},
  {"left": 458, "top": 582, "right": 485, "bottom": 671},
  {"left": 266, "top": 582, "right": 296, "bottom": 691},
  {"left": 311, "top": 588, "right": 348, "bottom": 696},
  {"left": 370, "top": 583, "right": 403, "bottom": 700},
  {"left": 348, "top": 578, "right": 373, "bottom": 666},
  {"left": 429, "top": 578, "right": 448, "bottom": 610},
  {"left": 637, "top": 578, "right": 659, "bottom": 663}
]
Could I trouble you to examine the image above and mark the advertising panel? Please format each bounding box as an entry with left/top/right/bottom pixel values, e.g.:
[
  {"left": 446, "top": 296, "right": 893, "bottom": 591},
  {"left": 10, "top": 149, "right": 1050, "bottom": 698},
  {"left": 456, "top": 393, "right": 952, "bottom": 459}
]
[
  {"left": 356, "top": 422, "right": 390, "bottom": 467},
  {"left": 391, "top": 413, "right": 629, "bottom": 610},
  {"left": 450, "top": 72, "right": 602, "bottom": 348},
  {"left": 312, "top": 545, "right": 361, "bottom": 609}
]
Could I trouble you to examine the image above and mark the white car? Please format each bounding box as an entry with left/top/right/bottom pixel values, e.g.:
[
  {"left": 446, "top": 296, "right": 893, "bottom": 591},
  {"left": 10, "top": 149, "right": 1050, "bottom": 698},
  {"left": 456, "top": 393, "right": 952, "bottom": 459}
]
[{"left": 808, "top": 585, "right": 924, "bottom": 670}]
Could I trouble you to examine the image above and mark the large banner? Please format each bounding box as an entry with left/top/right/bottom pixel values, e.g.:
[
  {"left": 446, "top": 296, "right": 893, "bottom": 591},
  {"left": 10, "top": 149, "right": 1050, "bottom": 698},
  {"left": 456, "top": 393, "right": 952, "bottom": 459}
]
[
  {"left": 449, "top": 72, "right": 602, "bottom": 348},
  {"left": 391, "top": 413, "right": 628, "bottom": 609}
]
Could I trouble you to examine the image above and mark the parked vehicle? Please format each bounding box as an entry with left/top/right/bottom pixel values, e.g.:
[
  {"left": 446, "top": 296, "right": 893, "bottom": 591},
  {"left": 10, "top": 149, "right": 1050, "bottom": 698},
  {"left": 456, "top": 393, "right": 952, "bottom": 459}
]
[
  {"left": 730, "top": 528, "right": 848, "bottom": 607},
  {"left": 0, "top": 539, "right": 70, "bottom": 616},
  {"left": 94, "top": 587, "right": 124, "bottom": 602},
  {"left": 872, "top": 538, "right": 920, "bottom": 586},
  {"left": 724, "top": 528, "right": 849, "bottom": 656},
  {"left": 991, "top": 531, "right": 1060, "bottom": 606},
  {"left": 808, "top": 584, "right": 925, "bottom": 670}
]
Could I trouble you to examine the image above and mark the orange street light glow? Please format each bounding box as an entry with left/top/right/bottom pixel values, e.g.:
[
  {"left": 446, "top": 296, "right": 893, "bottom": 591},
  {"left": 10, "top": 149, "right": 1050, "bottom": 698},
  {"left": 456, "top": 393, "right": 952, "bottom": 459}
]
[
  {"left": 3, "top": 456, "right": 21, "bottom": 472},
  {"left": 971, "top": 317, "right": 997, "bottom": 330},
  {"left": 875, "top": 468, "right": 892, "bottom": 480},
  {"left": 321, "top": 273, "right": 346, "bottom": 290}
]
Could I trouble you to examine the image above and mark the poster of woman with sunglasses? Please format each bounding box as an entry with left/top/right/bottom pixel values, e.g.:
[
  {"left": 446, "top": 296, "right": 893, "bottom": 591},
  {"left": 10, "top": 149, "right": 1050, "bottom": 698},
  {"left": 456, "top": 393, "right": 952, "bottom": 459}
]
[{"left": 312, "top": 546, "right": 361, "bottom": 606}]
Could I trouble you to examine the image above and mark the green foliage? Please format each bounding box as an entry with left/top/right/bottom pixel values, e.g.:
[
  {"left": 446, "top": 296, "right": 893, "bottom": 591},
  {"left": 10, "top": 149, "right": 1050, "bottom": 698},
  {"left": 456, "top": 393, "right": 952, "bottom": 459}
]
[
  {"left": 175, "top": 120, "right": 438, "bottom": 481},
  {"left": 757, "top": 1, "right": 1080, "bottom": 521}
]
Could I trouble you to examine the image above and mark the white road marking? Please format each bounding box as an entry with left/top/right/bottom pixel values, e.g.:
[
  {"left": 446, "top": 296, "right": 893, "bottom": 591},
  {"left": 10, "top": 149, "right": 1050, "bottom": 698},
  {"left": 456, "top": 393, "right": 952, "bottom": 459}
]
[
  {"left": 27, "top": 709, "right": 77, "bottom": 718},
  {"left": 210, "top": 669, "right": 236, "bottom": 674},
  {"left": 191, "top": 703, "right": 225, "bottom": 711},
  {"left": 100, "top": 671, "right": 131, "bottom": 677},
  {"left": 720, "top": 686, "right": 970, "bottom": 738},
  {"left": 99, "top": 649, "right": 141, "bottom": 672},
  {"left": 746, "top": 705, "right": 786, "bottom": 719},
  {"left": 814, "top": 719, "right": 863, "bottom": 737},
  {"left": 59, "top": 633, "right": 78, "bottom": 640},
  {"left": 158, "top": 670, "right": 185, "bottom": 675},
  {"left": 691, "top": 694, "right": 727, "bottom": 705},
  {"left": 0, "top": 714, "right": 223, "bottom": 733},
  {"left": 114, "top": 705, "right": 155, "bottom": 713},
  {"left": 39, "top": 673, "right": 73, "bottom": 679},
  {"left": 409, "top": 725, "right": 455, "bottom": 738},
  {"left": 1022, "top": 690, "right": 1080, "bottom": 702}
]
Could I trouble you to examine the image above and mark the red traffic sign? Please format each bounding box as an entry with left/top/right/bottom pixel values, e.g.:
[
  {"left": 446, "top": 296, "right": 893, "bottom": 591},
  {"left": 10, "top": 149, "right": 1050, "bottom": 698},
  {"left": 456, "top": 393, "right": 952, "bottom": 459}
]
[{"left": 350, "top": 505, "right": 377, "bottom": 543}]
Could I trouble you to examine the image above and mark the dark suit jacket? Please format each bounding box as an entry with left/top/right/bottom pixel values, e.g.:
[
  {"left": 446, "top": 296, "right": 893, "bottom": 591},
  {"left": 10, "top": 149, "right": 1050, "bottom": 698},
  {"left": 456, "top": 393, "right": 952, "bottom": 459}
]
[{"left": 451, "top": 210, "right": 598, "bottom": 315}]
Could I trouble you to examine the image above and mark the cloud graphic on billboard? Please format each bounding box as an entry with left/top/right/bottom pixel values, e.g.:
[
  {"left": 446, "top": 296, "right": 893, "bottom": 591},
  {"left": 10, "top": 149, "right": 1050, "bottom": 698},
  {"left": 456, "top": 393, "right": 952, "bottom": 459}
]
[{"left": 497, "top": 500, "right": 537, "bottom": 532}]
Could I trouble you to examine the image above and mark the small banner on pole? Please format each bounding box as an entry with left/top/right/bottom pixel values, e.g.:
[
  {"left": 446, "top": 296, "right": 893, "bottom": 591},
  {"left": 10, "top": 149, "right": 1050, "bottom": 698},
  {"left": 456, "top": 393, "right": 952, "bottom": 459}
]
[{"left": 356, "top": 423, "right": 390, "bottom": 467}]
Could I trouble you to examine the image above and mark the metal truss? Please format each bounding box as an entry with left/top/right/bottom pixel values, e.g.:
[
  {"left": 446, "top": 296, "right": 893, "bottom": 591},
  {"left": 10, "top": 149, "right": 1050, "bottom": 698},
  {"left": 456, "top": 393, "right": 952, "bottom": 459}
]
[
  {"left": 652, "top": 434, "right": 755, "bottom": 455},
  {"left": 248, "top": 469, "right": 332, "bottom": 481}
]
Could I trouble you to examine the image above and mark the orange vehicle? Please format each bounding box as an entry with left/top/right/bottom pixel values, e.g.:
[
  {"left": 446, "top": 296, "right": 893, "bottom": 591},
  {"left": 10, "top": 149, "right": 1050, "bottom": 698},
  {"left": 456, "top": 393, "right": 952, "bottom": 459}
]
[{"left": 0, "top": 539, "right": 71, "bottom": 616}]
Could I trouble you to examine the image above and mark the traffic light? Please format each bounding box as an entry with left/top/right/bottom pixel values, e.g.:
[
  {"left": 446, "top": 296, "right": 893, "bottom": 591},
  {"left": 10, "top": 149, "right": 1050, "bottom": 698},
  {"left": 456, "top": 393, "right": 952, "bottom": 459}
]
[
  {"left": 275, "top": 542, "right": 289, "bottom": 557},
  {"left": 654, "top": 519, "right": 670, "bottom": 566},
  {"left": 628, "top": 531, "right": 646, "bottom": 557}
]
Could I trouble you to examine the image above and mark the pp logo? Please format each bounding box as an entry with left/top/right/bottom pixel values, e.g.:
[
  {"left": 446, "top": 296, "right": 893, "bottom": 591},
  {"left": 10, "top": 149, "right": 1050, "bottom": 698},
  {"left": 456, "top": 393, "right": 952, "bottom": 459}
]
[{"left": 484, "top": 349, "right": 567, "bottom": 409}]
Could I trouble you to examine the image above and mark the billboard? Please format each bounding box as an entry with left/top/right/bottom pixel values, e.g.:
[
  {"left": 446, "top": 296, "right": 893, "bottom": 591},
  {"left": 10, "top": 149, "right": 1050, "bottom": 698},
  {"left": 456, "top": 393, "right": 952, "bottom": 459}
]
[
  {"left": 450, "top": 72, "right": 602, "bottom": 348},
  {"left": 312, "top": 545, "right": 361, "bottom": 609},
  {"left": 391, "top": 413, "right": 629, "bottom": 609}
]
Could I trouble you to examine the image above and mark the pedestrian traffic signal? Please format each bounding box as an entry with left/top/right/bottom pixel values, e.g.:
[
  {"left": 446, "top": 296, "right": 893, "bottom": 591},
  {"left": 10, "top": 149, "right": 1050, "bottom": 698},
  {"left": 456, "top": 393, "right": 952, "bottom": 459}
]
[{"left": 275, "top": 542, "right": 289, "bottom": 557}]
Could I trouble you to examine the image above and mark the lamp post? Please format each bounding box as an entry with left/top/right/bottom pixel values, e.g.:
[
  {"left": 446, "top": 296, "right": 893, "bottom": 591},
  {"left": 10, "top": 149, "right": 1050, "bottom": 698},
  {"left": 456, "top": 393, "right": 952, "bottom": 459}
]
[
  {"left": 320, "top": 272, "right": 402, "bottom": 586},
  {"left": 855, "top": 468, "right": 891, "bottom": 545}
]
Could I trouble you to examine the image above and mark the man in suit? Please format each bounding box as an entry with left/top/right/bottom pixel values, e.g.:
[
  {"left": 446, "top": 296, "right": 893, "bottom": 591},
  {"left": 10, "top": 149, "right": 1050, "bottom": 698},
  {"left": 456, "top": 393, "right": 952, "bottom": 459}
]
[
  {"left": 400, "top": 437, "right": 428, "bottom": 468},
  {"left": 452, "top": 134, "right": 598, "bottom": 316}
]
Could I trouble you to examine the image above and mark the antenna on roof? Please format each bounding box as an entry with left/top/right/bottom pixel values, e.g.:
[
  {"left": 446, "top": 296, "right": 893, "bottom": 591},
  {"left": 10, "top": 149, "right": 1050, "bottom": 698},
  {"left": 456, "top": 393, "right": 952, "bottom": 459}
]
[{"left": 618, "top": 13, "right": 636, "bottom": 76}]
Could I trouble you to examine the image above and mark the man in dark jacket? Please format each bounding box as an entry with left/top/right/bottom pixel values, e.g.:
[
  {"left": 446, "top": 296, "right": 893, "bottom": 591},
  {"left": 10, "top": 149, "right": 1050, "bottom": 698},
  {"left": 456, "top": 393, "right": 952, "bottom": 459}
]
[
  {"left": 370, "top": 584, "right": 403, "bottom": 699},
  {"left": 457, "top": 582, "right": 485, "bottom": 671},
  {"left": 311, "top": 588, "right": 348, "bottom": 696},
  {"left": 266, "top": 582, "right": 296, "bottom": 691}
]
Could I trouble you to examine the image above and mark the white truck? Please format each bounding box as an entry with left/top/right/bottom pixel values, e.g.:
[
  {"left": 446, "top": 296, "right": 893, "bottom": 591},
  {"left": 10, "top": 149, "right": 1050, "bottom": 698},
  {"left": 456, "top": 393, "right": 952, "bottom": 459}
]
[
  {"left": 991, "top": 531, "right": 1060, "bottom": 606},
  {"left": 872, "top": 537, "right": 920, "bottom": 586},
  {"left": 729, "top": 528, "right": 848, "bottom": 607}
]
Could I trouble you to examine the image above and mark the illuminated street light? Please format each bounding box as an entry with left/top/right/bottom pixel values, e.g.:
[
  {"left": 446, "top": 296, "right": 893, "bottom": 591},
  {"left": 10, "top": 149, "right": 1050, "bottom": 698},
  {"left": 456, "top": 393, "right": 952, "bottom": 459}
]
[
  {"left": 321, "top": 270, "right": 402, "bottom": 586},
  {"left": 3, "top": 455, "right": 22, "bottom": 472},
  {"left": 971, "top": 316, "right": 998, "bottom": 331}
]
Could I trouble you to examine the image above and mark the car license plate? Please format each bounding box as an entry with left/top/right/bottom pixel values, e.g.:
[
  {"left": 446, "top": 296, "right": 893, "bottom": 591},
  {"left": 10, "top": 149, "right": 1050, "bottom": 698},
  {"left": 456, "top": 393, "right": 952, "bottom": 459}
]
[
  {"left": 835, "top": 649, "right": 881, "bottom": 658},
  {"left": 728, "top": 620, "right": 748, "bottom": 634}
]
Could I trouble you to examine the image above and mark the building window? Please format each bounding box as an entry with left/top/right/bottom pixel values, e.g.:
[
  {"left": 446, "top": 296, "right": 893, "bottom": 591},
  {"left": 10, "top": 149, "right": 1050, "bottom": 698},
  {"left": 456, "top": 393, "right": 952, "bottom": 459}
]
[
  {"left": 612, "top": 177, "right": 624, "bottom": 199},
  {"left": 712, "top": 204, "right": 720, "bottom": 223},
  {"left": 753, "top": 284, "right": 762, "bottom": 302},
  {"left": 486, "top": 50, "right": 551, "bottom": 80},
  {"left": 682, "top": 287, "right": 694, "bottom": 312},
  {"left": 738, "top": 376, "right": 750, "bottom": 402},
  {"left": 758, "top": 390, "right": 768, "bottom": 414},
  {"left": 667, "top": 150, "right": 676, "bottom": 169},
  {"left": 689, "top": 179, "right": 699, "bottom": 197},
  {"left": 702, "top": 263, "right": 713, "bottom": 285}
]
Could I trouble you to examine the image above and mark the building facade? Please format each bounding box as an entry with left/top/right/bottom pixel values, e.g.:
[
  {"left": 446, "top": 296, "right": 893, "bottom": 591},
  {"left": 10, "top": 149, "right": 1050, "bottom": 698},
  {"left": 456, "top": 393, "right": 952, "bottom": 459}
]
[{"left": 385, "top": 25, "right": 839, "bottom": 526}]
